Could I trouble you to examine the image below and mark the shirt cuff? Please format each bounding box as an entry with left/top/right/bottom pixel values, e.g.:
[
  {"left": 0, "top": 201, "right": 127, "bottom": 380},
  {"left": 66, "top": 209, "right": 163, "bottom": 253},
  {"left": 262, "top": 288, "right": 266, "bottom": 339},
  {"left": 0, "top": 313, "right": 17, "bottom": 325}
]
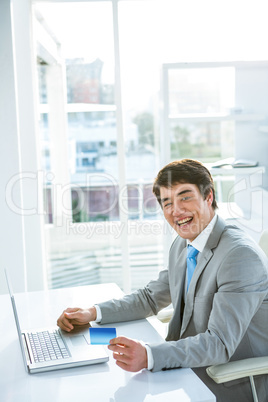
[
  {"left": 94, "top": 304, "right": 102, "bottom": 322},
  {"left": 144, "top": 344, "right": 154, "bottom": 370}
]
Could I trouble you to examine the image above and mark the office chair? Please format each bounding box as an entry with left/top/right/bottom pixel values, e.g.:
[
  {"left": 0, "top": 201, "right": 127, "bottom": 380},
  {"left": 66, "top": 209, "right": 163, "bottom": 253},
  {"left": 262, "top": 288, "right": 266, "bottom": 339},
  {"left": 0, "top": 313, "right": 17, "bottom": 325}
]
[
  {"left": 206, "top": 229, "right": 268, "bottom": 402},
  {"left": 157, "top": 306, "right": 174, "bottom": 323},
  {"left": 259, "top": 229, "right": 268, "bottom": 257}
]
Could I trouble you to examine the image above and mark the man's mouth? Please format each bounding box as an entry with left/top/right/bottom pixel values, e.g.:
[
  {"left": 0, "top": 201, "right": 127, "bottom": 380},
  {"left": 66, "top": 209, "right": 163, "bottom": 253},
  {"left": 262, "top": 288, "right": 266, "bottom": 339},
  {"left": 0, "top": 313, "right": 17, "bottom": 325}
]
[{"left": 177, "top": 217, "right": 193, "bottom": 227}]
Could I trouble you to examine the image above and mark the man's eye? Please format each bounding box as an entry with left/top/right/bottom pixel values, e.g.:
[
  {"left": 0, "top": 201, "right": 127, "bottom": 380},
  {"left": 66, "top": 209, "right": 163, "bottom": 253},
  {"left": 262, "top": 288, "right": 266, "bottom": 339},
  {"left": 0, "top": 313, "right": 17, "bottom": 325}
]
[
  {"left": 181, "top": 196, "right": 191, "bottom": 201},
  {"left": 164, "top": 203, "right": 172, "bottom": 208}
]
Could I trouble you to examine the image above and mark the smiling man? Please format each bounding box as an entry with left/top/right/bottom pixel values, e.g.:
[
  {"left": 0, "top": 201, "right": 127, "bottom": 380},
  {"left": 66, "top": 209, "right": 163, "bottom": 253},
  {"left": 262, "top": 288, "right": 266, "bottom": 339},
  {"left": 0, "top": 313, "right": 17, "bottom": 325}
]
[{"left": 57, "top": 159, "right": 268, "bottom": 402}]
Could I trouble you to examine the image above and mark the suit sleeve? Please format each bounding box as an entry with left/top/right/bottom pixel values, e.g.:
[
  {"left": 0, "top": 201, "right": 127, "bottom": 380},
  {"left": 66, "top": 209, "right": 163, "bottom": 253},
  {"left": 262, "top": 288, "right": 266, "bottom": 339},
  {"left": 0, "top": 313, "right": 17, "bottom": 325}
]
[
  {"left": 98, "top": 268, "right": 171, "bottom": 324},
  {"left": 150, "top": 245, "right": 268, "bottom": 371}
]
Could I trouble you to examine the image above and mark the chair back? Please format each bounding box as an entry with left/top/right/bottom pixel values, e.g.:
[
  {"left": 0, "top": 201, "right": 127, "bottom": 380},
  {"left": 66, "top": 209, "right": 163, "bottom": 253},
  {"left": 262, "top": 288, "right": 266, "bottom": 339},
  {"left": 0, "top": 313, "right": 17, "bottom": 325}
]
[{"left": 259, "top": 230, "right": 268, "bottom": 257}]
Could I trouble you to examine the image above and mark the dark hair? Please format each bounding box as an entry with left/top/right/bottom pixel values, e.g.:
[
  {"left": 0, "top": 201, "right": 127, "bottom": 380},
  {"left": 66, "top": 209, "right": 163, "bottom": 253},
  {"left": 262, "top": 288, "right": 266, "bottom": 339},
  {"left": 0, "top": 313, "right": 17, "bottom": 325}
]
[{"left": 153, "top": 159, "right": 218, "bottom": 210}]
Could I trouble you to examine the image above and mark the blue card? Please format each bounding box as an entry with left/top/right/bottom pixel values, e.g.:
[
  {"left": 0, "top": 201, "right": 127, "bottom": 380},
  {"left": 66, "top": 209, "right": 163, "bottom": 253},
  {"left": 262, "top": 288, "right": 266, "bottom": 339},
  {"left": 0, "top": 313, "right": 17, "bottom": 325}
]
[{"left": 89, "top": 327, "right": 116, "bottom": 345}]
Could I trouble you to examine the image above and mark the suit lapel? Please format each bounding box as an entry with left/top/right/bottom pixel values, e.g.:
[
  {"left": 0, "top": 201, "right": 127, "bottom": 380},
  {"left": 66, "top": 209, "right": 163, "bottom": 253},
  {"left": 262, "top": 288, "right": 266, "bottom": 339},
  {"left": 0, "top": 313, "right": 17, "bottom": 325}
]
[
  {"left": 173, "top": 245, "right": 187, "bottom": 292},
  {"left": 180, "top": 215, "right": 226, "bottom": 337}
]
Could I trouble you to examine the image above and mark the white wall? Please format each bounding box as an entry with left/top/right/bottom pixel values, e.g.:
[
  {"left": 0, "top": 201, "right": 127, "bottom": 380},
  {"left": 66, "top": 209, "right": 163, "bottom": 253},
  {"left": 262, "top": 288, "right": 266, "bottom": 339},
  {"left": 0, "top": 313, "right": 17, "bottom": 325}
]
[
  {"left": 235, "top": 64, "right": 268, "bottom": 189},
  {"left": 0, "top": 0, "right": 26, "bottom": 294},
  {"left": 0, "top": 0, "right": 46, "bottom": 294}
]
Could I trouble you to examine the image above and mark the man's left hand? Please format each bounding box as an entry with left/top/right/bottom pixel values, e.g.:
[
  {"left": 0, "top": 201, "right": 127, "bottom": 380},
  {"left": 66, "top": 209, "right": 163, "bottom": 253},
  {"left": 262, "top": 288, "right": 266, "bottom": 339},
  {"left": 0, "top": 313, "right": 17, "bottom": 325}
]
[{"left": 108, "top": 336, "right": 148, "bottom": 372}]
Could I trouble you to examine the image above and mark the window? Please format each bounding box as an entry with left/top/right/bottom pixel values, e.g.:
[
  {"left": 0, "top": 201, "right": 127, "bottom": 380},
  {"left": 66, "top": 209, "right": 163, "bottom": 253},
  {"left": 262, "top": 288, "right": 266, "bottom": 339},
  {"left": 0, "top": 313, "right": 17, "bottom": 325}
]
[
  {"left": 2, "top": 0, "right": 268, "bottom": 295},
  {"left": 34, "top": 0, "right": 165, "bottom": 291},
  {"left": 32, "top": 0, "right": 268, "bottom": 292},
  {"left": 167, "top": 66, "right": 235, "bottom": 162}
]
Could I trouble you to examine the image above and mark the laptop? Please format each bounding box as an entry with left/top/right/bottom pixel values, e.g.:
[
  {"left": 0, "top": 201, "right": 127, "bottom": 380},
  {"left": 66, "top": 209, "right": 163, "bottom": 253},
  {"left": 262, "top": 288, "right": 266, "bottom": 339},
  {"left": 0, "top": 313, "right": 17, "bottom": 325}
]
[{"left": 5, "top": 269, "right": 109, "bottom": 374}]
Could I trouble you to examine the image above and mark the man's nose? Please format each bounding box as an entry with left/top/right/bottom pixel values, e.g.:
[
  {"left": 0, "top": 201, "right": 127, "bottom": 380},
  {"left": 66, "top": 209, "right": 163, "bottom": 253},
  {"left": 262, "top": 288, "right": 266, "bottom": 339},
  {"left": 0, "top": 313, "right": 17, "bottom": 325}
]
[{"left": 172, "top": 201, "right": 184, "bottom": 216}]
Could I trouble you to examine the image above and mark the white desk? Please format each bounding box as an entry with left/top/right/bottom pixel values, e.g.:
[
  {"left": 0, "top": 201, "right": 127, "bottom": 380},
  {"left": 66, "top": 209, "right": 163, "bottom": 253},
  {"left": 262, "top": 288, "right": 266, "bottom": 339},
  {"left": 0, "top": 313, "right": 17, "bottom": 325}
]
[{"left": 0, "top": 283, "right": 215, "bottom": 402}]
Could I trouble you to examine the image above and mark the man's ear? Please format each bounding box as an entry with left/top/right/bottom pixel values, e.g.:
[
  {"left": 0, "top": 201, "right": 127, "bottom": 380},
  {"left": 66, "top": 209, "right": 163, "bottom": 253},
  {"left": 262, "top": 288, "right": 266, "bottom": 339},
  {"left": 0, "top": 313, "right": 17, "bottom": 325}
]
[{"left": 207, "top": 189, "right": 213, "bottom": 206}]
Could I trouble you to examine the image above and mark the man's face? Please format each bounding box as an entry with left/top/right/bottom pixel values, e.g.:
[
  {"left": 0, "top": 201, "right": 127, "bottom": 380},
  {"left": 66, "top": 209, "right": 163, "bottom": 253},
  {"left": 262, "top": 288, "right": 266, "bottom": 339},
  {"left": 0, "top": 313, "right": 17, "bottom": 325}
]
[{"left": 160, "top": 182, "right": 215, "bottom": 242}]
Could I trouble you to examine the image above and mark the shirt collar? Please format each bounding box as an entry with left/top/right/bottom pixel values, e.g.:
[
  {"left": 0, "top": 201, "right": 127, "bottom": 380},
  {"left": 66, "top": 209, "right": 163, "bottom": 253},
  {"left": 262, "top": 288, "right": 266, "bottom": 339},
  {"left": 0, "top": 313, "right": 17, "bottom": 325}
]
[{"left": 187, "top": 214, "right": 217, "bottom": 253}]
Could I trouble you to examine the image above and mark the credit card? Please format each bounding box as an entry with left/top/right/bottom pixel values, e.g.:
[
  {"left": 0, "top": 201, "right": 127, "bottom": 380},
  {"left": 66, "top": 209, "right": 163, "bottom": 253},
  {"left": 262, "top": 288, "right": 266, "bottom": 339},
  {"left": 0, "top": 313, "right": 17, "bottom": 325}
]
[{"left": 89, "top": 327, "right": 117, "bottom": 345}]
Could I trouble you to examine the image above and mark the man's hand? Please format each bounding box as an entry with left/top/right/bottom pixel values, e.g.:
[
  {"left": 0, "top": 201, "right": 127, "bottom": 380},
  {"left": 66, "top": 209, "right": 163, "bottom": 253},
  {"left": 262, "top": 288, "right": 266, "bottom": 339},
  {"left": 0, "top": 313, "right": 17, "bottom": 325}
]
[
  {"left": 57, "top": 306, "right": 97, "bottom": 332},
  {"left": 108, "top": 336, "right": 148, "bottom": 372}
]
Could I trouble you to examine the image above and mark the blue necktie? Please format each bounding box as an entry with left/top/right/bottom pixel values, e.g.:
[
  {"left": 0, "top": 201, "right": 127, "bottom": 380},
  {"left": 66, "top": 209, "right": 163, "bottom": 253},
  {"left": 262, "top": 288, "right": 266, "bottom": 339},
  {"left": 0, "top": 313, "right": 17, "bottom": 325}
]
[{"left": 187, "top": 245, "right": 199, "bottom": 291}]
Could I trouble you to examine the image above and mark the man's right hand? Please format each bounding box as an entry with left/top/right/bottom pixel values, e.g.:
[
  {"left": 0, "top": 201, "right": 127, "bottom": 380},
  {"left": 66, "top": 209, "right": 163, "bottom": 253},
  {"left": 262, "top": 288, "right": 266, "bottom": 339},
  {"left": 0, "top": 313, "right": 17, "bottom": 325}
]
[{"left": 57, "top": 306, "right": 97, "bottom": 332}]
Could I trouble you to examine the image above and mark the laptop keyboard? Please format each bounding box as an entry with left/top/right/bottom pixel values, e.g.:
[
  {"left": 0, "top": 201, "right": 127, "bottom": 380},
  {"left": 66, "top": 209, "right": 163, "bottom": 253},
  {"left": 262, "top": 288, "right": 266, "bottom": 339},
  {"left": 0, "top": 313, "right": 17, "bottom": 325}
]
[{"left": 28, "top": 330, "right": 71, "bottom": 363}]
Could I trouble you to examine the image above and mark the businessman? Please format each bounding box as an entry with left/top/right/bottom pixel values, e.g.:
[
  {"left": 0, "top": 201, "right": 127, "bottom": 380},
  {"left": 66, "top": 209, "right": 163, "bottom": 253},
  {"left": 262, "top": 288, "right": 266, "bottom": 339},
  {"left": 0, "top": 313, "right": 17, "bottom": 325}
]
[{"left": 57, "top": 159, "right": 268, "bottom": 402}]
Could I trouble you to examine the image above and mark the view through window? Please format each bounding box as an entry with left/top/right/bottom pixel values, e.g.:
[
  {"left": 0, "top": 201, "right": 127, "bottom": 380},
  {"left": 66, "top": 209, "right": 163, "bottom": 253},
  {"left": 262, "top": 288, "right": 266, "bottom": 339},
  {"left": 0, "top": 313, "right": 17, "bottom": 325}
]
[
  {"left": 33, "top": 0, "right": 252, "bottom": 291},
  {"left": 34, "top": 1, "right": 164, "bottom": 290}
]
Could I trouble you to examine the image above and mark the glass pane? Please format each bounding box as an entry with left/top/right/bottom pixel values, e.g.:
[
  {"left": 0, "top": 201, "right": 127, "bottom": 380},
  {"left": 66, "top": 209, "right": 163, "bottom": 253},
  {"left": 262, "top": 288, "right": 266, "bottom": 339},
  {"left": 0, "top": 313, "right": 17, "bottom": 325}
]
[
  {"left": 167, "top": 66, "right": 236, "bottom": 204},
  {"left": 170, "top": 120, "right": 235, "bottom": 162},
  {"left": 168, "top": 67, "right": 235, "bottom": 116},
  {"left": 119, "top": 2, "right": 167, "bottom": 290},
  {"left": 35, "top": 1, "right": 117, "bottom": 221},
  {"left": 34, "top": 1, "right": 123, "bottom": 289},
  {"left": 118, "top": 0, "right": 240, "bottom": 289}
]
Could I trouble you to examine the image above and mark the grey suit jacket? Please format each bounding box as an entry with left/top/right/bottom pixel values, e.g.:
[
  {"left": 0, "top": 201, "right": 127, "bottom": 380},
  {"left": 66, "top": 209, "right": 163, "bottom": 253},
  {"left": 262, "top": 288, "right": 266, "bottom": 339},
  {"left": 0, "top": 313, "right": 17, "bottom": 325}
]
[{"left": 99, "top": 216, "right": 268, "bottom": 402}]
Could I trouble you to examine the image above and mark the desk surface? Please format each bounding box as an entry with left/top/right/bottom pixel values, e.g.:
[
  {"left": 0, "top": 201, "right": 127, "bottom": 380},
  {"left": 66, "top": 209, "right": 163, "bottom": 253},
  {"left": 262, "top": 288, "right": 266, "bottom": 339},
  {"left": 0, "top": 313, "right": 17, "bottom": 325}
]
[{"left": 0, "top": 284, "right": 215, "bottom": 402}]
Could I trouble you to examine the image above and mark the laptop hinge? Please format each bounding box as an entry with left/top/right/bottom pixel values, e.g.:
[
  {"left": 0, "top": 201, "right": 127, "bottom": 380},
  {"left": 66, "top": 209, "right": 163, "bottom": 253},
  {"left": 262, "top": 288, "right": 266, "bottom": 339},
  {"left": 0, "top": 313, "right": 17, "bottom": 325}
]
[{"left": 22, "top": 333, "right": 32, "bottom": 366}]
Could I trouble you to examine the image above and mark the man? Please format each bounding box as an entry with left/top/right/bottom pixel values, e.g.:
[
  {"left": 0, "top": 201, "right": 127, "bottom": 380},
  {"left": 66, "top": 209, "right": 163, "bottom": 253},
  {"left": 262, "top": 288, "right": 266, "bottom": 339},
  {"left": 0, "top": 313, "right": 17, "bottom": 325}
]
[{"left": 57, "top": 159, "right": 268, "bottom": 402}]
